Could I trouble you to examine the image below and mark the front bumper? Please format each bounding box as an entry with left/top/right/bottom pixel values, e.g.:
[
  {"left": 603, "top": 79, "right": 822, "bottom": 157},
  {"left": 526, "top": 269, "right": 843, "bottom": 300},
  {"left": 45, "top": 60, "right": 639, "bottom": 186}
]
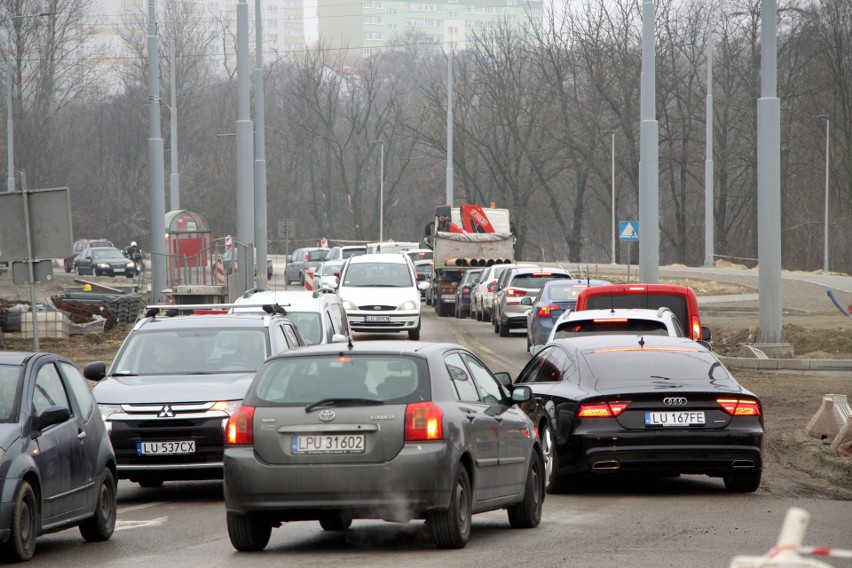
[
  {"left": 224, "top": 442, "right": 455, "bottom": 520},
  {"left": 346, "top": 310, "right": 421, "bottom": 333}
]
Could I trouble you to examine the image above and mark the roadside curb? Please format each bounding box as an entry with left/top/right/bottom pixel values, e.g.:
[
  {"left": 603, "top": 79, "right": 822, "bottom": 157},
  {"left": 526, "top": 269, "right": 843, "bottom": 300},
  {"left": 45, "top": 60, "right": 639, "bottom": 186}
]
[{"left": 718, "top": 355, "right": 852, "bottom": 372}]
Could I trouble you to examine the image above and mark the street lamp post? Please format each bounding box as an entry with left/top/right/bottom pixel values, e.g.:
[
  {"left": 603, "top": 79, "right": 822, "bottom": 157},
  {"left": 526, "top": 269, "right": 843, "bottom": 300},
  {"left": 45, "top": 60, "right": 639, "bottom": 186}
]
[
  {"left": 815, "top": 114, "right": 830, "bottom": 274},
  {"left": 5, "top": 12, "right": 52, "bottom": 193},
  {"left": 605, "top": 129, "right": 616, "bottom": 264},
  {"left": 371, "top": 140, "right": 385, "bottom": 242}
]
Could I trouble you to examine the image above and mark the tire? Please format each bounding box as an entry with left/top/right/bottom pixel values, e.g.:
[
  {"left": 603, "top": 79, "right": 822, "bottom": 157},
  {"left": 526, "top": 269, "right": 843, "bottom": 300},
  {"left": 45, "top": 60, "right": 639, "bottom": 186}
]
[
  {"left": 408, "top": 328, "right": 421, "bottom": 340},
  {"left": 499, "top": 318, "right": 510, "bottom": 337},
  {"left": 507, "top": 452, "right": 544, "bottom": 529},
  {"left": 723, "top": 470, "right": 761, "bottom": 493},
  {"left": 540, "top": 423, "right": 569, "bottom": 494},
  {"left": 137, "top": 478, "right": 164, "bottom": 488},
  {"left": 298, "top": 272, "right": 305, "bottom": 286},
  {"left": 3, "top": 481, "right": 39, "bottom": 561},
  {"left": 319, "top": 515, "right": 352, "bottom": 531},
  {"left": 75, "top": 265, "right": 83, "bottom": 276},
  {"left": 227, "top": 512, "right": 272, "bottom": 552},
  {"left": 64, "top": 262, "right": 72, "bottom": 273},
  {"left": 428, "top": 467, "right": 472, "bottom": 549},
  {"left": 79, "top": 469, "right": 117, "bottom": 542}
]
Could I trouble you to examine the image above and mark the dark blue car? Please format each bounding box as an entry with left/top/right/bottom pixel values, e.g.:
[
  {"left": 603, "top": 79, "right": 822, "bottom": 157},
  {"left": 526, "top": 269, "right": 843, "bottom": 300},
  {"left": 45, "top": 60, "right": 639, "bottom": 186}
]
[
  {"left": 522, "top": 279, "right": 611, "bottom": 351},
  {"left": 0, "top": 352, "right": 116, "bottom": 561}
]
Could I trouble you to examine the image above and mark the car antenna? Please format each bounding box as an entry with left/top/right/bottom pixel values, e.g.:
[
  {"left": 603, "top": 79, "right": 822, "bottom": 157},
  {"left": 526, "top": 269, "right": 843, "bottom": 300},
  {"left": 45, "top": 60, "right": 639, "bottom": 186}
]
[
  {"left": 347, "top": 334, "right": 354, "bottom": 350},
  {"left": 273, "top": 303, "right": 287, "bottom": 316},
  {"left": 638, "top": 336, "right": 645, "bottom": 349}
]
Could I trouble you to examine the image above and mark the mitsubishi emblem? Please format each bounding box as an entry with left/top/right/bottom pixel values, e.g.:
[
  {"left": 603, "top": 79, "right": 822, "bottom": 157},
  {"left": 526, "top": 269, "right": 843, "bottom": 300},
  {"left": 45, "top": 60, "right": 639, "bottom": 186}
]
[{"left": 158, "top": 405, "right": 175, "bottom": 418}]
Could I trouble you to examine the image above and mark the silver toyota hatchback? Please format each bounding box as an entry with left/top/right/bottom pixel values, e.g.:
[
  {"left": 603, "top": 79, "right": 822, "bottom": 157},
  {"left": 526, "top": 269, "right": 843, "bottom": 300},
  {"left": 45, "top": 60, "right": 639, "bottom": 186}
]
[{"left": 223, "top": 341, "right": 544, "bottom": 551}]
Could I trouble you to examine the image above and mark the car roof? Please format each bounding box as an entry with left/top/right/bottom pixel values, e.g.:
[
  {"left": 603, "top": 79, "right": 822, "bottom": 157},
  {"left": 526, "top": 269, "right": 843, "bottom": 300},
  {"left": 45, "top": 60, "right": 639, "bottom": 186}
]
[
  {"left": 266, "top": 340, "right": 461, "bottom": 360},
  {"left": 0, "top": 351, "right": 36, "bottom": 365},
  {"left": 233, "top": 290, "right": 340, "bottom": 312},
  {"left": 347, "top": 253, "right": 409, "bottom": 264},
  {"left": 131, "top": 311, "right": 283, "bottom": 331},
  {"left": 548, "top": 334, "right": 707, "bottom": 352}
]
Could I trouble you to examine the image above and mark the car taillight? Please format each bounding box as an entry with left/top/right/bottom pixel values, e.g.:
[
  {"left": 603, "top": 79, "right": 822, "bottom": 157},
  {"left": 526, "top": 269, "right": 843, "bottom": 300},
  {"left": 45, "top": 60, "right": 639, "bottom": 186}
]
[
  {"left": 506, "top": 288, "right": 526, "bottom": 297},
  {"left": 593, "top": 318, "right": 628, "bottom": 323},
  {"left": 717, "top": 399, "right": 761, "bottom": 416},
  {"left": 537, "top": 304, "right": 560, "bottom": 318},
  {"left": 462, "top": 286, "right": 470, "bottom": 294},
  {"left": 691, "top": 315, "right": 702, "bottom": 339},
  {"left": 226, "top": 405, "right": 255, "bottom": 445},
  {"left": 487, "top": 280, "right": 497, "bottom": 292},
  {"left": 304, "top": 254, "right": 309, "bottom": 261},
  {"left": 578, "top": 401, "right": 630, "bottom": 417},
  {"left": 441, "top": 284, "right": 456, "bottom": 294},
  {"left": 404, "top": 402, "right": 443, "bottom": 441}
]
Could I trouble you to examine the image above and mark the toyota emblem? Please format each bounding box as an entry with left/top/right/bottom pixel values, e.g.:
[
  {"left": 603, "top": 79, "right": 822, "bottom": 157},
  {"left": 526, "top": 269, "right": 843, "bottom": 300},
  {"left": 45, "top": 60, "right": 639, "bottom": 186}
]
[
  {"left": 318, "top": 409, "right": 336, "bottom": 422},
  {"left": 663, "top": 397, "right": 688, "bottom": 406}
]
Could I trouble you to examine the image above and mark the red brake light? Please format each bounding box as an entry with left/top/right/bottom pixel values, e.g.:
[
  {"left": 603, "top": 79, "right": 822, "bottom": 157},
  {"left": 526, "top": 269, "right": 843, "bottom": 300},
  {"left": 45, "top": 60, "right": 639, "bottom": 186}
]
[
  {"left": 304, "top": 254, "right": 309, "bottom": 261},
  {"left": 691, "top": 315, "right": 701, "bottom": 339},
  {"left": 537, "top": 304, "right": 560, "bottom": 318},
  {"left": 717, "top": 399, "right": 761, "bottom": 416},
  {"left": 462, "top": 286, "right": 470, "bottom": 294},
  {"left": 578, "top": 401, "right": 631, "bottom": 417},
  {"left": 506, "top": 288, "right": 526, "bottom": 297},
  {"left": 487, "top": 281, "right": 497, "bottom": 292},
  {"left": 532, "top": 272, "right": 552, "bottom": 277},
  {"left": 593, "top": 318, "right": 628, "bottom": 323},
  {"left": 226, "top": 405, "right": 255, "bottom": 445},
  {"left": 404, "top": 402, "right": 443, "bottom": 441}
]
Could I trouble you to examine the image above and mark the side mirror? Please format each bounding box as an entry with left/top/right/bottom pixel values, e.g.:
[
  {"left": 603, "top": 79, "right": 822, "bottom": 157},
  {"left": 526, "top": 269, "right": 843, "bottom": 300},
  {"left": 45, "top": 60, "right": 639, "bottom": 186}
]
[
  {"left": 331, "top": 333, "right": 348, "bottom": 344},
  {"left": 84, "top": 361, "right": 107, "bottom": 381},
  {"left": 701, "top": 326, "right": 712, "bottom": 341},
  {"left": 528, "top": 344, "right": 545, "bottom": 357},
  {"left": 520, "top": 297, "right": 533, "bottom": 306},
  {"left": 493, "top": 371, "right": 512, "bottom": 389},
  {"left": 34, "top": 405, "right": 71, "bottom": 431},
  {"left": 425, "top": 223, "right": 433, "bottom": 237},
  {"left": 511, "top": 385, "right": 532, "bottom": 403}
]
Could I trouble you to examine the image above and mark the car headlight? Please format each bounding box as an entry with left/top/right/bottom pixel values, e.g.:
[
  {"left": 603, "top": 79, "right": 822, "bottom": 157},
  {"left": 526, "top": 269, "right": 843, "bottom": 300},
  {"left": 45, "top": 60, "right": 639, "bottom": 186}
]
[
  {"left": 399, "top": 301, "right": 417, "bottom": 311},
  {"left": 98, "top": 404, "right": 123, "bottom": 420},
  {"left": 211, "top": 400, "right": 242, "bottom": 415},
  {"left": 342, "top": 300, "right": 356, "bottom": 311},
  {"left": 97, "top": 262, "right": 110, "bottom": 268},
  {"left": 126, "top": 262, "right": 135, "bottom": 268}
]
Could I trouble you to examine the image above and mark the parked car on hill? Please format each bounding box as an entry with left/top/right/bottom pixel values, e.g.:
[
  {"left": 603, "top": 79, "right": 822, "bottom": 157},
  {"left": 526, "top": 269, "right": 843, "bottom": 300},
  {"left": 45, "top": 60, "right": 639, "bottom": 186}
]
[
  {"left": 223, "top": 340, "right": 543, "bottom": 551},
  {"left": 0, "top": 352, "right": 116, "bottom": 561}
]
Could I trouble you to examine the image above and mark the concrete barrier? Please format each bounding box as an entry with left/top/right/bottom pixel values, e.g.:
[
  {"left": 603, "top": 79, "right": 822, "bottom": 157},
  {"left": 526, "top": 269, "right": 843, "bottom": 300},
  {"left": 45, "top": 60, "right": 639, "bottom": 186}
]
[{"left": 805, "top": 394, "right": 851, "bottom": 447}]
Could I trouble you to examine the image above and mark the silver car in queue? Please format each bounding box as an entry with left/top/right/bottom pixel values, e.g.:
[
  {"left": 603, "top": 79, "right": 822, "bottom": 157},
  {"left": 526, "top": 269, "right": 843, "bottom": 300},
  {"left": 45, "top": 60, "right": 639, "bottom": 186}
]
[{"left": 223, "top": 340, "right": 544, "bottom": 551}]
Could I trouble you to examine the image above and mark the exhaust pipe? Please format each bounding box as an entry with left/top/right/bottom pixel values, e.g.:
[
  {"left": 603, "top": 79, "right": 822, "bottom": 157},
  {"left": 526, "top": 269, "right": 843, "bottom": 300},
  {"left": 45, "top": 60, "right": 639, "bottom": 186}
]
[
  {"left": 592, "top": 460, "right": 621, "bottom": 471},
  {"left": 731, "top": 460, "right": 755, "bottom": 469}
]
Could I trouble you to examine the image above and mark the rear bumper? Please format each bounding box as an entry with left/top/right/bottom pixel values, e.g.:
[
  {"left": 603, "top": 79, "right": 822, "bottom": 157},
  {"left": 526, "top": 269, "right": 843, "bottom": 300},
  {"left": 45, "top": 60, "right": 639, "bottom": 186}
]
[{"left": 224, "top": 442, "right": 455, "bottom": 519}]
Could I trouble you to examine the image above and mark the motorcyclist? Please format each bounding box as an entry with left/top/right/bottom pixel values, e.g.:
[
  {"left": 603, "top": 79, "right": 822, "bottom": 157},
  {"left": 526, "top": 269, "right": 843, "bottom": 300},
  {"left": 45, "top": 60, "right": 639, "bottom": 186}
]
[{"left": 124, "top": 241, "right": 144, "bottom": 271}]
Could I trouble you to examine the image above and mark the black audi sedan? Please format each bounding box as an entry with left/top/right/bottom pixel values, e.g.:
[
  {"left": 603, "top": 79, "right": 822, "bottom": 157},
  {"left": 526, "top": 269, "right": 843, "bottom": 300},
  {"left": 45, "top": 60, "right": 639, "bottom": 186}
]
[
  {"left": 511, "top": 335, "right": 763, "bottom": 493},
  {"left": 0, "top": 352, "right": 116, "bottom": 561}
]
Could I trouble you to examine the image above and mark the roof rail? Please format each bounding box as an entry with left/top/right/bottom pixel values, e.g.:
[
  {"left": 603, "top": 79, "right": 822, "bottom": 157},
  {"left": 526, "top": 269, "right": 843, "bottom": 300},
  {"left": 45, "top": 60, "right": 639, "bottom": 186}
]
[{"left": 144, "top": 303, "right": 288, "bottom": 317}]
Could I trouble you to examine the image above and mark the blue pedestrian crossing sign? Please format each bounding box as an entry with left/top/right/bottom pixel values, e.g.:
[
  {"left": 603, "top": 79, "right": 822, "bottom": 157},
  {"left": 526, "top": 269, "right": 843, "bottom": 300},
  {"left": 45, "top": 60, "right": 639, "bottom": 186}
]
[{"left": 619, "top": 221, "right": 639, "bottom": 241}]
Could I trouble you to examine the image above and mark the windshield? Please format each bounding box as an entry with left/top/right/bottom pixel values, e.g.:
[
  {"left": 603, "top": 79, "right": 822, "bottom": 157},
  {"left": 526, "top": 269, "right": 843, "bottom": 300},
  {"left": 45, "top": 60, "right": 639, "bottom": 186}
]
[
  {"left": 342, "top": 262, "right": 413, "bottom": 287},
  {"left": 0, "top": 365, "right": 23, "bottom": 423},
  {"left": 320, "top": 262, "right": 343, "bottom": 276},
  {"left": 342, "top": 248, "right": 366, "bottom": 259},
  {"left": 285, "top": 311, "right": 323, "bottom": 345},
  {"left": 251, "top": 354, "right": 428, "bottom": 405},
  {"left": 307, "top": 250, "right": 329, "bottom": 261},
  {"left": 111, "top": 328, "right": 269, "bottom": 375},
  {"left": 92, "top": 249, "right": 125, "bottom": 260}
]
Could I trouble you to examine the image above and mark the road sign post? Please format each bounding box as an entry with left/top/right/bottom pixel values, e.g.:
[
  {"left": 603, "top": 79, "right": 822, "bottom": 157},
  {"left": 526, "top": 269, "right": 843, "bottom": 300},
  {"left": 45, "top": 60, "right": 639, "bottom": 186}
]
[{"left": 619, "top": 221, "right": 639, "bottom": 282}]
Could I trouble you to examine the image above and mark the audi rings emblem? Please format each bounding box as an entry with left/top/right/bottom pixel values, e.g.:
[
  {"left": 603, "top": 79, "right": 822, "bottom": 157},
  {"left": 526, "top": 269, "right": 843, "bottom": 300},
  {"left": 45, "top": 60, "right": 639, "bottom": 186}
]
[
  {"left": 663, "top": 397, "right": 688, "bottom": 406},
  {"left": 318, "top": 410, "right": 336, "bottom": 422}
]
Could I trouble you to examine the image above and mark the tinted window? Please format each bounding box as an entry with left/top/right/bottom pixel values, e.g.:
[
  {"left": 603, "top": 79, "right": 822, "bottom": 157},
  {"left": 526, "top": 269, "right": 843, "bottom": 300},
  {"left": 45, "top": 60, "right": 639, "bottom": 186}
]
[
  {"left": 462, "top": 353, "right": 504, "bottom": 404},
  {"left": 307, "top": 249, "right": 329, "bottom": 261},
  {"left": 445, "top": 353, "right": 479, "bottom": 402},
  {"left": 33, "top": 363, "right": 71, "bottom": 416},
  {"left": 287, "top": 311, "right": 323, "bottom": 345},
  {"left": 649, "top": 294, "right": 688, "bottom": 330},
  {"left": 583, "top": 349, "right": 735, "bottom": 389},
  {"left": 510, "top": 274, "right": 571, "bottom": 289},
  {"left": 548, "top": 284, "right": 588, "bottom": 302},
  {"left": 554, "top": 319, "right": 671, "bottom": 338},
  {"left": 515, "top": 346, "right": 564, "bottom": 383},
  {"left": 342, "top": 248, "right": 366, "bottom": 259},
  {"left": 59, "top": 361, "right": 95, "bottom": 418},
  {"left": 586, "top": 293, "right": 689, "bottom": 332},
  {"left": 251, "top": 354, "right": 427, "bottom": 404},
  {"left": 0, "top": 364, "right": 23, "bottom": 423}
]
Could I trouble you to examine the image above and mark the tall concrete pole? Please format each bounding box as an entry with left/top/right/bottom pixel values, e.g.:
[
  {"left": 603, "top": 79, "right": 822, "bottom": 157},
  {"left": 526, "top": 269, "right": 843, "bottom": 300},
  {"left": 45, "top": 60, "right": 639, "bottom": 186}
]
[
  {"left": 147, "top": 0, "right": 167, "bottom": 303},
  {"left": 7, "top": 61, "right": 13, "bottom": 192},
  {"left": 379, "top": 141, "right": 384, "bottom": 242},
  {"left": 236, "top": 0, "right": 254, "bottom": 292},
  {"left": 757, "top": 0, "right": 783, "bottom": 344},
  {"left": 610, "top": 130, "right": 616, "bottom": 264},
  {"left": 820, "top": 115, "right": 829, "bottom": 274},
  {"left": 446, "top": 49, "right": 454, "bottom": 206},
  {"left": 254, "top": 0, "right": 267, "bottom": 291},
  {"left": 169, "top": 36, "right": 179, "bottom": 212},
  {"left": 704, "top": 27, "right": 714, "bottom": 267},
  {"left": 639, "top": 0, "right": 659, "bottom": 283}
]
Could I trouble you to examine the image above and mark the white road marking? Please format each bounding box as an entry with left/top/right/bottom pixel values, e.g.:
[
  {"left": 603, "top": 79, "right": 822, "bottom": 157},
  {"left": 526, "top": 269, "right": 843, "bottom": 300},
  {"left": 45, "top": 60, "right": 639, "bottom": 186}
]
[
  {"left": 115, "top": 517, "right": 168, "bottom": 531},
  {"left": 119, "top": 502, "right": 167, "bottom": 513}
]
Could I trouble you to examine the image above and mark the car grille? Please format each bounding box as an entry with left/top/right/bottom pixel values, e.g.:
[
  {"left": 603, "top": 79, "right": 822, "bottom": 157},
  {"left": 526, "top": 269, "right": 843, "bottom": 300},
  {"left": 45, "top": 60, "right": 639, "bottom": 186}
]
[
  {"left": 355, "top": 321, "right": 405, "bottom": 328},
  {"left": 357, "top": 305, "right": 396, "bottom": 311}
]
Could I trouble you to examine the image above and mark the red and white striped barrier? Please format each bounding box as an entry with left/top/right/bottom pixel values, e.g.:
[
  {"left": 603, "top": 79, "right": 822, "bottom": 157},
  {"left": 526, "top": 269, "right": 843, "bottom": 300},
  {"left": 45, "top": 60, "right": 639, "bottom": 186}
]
[{"left": 215, "top": 256, "right": 226, "bottom": 285}]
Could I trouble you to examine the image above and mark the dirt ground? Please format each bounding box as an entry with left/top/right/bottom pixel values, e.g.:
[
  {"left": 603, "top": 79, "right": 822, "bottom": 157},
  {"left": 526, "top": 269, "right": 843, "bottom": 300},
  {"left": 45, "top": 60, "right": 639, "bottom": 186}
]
[{"left": 0, "top": 268, "right": 850, "bottom": 499}]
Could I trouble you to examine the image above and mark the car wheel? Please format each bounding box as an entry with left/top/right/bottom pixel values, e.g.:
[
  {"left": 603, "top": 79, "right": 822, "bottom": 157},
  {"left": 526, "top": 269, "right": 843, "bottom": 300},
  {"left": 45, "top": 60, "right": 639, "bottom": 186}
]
[
  {"left": 298, "top": 272, "right": 305, "bottom": 286},
  {"left": 75, "top": 265, "right": 83, "bottom": 276},
  {"left": 428, "top": 466, "right": 472, "bottom": 549},
  {"left": 723, "top": 470, "right": 761, "bottom": 493},
  {"left": 499, "top": 318, "right": 510, "bottom": 337},
  {"left": 79, "top": 468, "right": 117, "bottom": 542},
  {"left": 3, "top": 481, "right": 39, "bottom": 561},
  {"left": 507, "top": 451, "right": 544, "bottom": 529},
  {"left": 408, "top": 328, "right": 421, "bottom": 340},
  {"left": 64, "top": 262, "right": 72, "bottom": 273},
  {"left": 126, "top": 272, "right": 134, "bottom": 279},
  {"left": 227, "top": 512, "right": 272, "bottom": 552},
  {"left": 137, "top": 478, "right": 164, "bottom": 488},
  {"left": 319, "top": 515, "right": 352, "bottom": 531},
  {"left": 540, "top": 422, "right": 569, "bottom": 494},
  {"left": 526, "top": 332, "right": 532, "bottom": 352}
]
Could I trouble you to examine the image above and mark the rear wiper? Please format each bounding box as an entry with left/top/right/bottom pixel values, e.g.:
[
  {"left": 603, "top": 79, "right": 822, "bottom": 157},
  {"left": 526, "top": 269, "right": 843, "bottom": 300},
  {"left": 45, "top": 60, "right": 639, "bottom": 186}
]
[{"left": 305, "top": 398, "right": 385, "bottom": 413}]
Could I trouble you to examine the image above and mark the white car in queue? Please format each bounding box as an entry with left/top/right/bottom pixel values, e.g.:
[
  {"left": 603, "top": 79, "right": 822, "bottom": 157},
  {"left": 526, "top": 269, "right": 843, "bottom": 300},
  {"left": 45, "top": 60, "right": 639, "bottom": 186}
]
[{"left": 337, "top": 253, "right": 422, "bottom": 340}]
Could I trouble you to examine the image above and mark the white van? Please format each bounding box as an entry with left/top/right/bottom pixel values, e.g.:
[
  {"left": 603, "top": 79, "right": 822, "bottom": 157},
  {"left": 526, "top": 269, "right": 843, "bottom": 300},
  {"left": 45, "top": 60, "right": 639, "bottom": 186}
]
[
  {"left": 365, "top": 241, "right": 421, "bottom": 255},
  {"left": 337, "top": 253, "right": 422, "bottom": 340}
]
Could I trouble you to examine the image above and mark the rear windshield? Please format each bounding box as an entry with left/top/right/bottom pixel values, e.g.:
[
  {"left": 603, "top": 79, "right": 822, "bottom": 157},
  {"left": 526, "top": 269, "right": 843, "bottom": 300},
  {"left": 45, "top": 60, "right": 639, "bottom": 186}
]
[
  {"left": 510, "top": 273, "right": 571, "bottom": 289},
  {"left": 307, "top": 250, "right": 329, "bottom": 261},
  {"left": 406, "top": 250, "right": 433, "bottom": 262},
  {"left": 554, "top": 319, "right": 670, "bottom": 339},
  {"left": 342, "top": 248, "right": 366, "bottom": 259},
  {"left": 548, "top": 284, "right": 587, "bottom": 302},
  {"left": 250, "top": 354, "right": 430, "bottom": 405},
  {"left": 586, "top": 293, "right": 689, "bottom": 330},
  {"left": 582, "top": 348, "right": 735, "bottom": 391}
]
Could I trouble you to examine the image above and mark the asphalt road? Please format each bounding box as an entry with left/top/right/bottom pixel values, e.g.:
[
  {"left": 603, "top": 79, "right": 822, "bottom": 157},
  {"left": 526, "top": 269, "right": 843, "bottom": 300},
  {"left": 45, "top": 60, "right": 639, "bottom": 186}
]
[{"left": 20, "top": 300, "right": 852, "bottom": 568}]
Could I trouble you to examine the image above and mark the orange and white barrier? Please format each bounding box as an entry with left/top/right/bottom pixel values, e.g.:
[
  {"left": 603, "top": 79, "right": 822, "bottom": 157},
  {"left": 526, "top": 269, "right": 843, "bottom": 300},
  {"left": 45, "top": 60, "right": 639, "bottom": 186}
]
[{"left": 215, "top": 256, "right": 226, "bottom": 285}]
